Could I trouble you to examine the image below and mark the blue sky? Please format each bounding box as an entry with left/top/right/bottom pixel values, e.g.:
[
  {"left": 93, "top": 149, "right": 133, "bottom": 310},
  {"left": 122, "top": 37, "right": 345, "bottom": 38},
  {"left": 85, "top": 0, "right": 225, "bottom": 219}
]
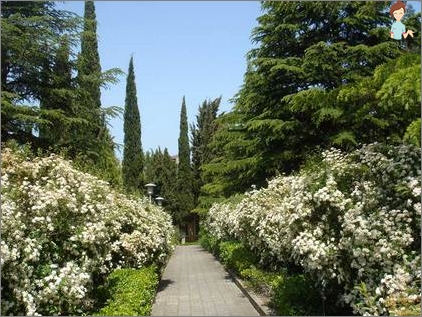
[
  {"left": 58, "top": 1, "right": 261, "bottom": 157},
  {"left": 57, "top": 1, "right": 420, "bottom": 158}
]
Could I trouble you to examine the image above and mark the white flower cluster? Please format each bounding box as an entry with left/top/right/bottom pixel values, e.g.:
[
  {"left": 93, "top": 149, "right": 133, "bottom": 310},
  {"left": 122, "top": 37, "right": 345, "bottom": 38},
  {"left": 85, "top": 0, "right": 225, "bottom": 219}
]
[
  {"left": 1, "top": 148, "right": 174, "bottom": 316},
  {"left": 205, "top": 143, "right": 421, "bottom": 315}
]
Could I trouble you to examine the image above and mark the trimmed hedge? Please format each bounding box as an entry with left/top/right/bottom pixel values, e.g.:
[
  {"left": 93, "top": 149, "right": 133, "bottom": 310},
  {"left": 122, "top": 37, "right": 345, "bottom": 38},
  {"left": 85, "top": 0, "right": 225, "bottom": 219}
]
[{"left": 94, "top": 266, "right": 158, "bottom": 316}]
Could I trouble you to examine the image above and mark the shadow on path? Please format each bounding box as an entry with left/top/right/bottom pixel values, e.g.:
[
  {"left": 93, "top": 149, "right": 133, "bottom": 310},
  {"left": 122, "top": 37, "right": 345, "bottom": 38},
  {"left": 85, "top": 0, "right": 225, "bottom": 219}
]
[{"left": 156, "top": 278, "right": 174, "bottom": 294}]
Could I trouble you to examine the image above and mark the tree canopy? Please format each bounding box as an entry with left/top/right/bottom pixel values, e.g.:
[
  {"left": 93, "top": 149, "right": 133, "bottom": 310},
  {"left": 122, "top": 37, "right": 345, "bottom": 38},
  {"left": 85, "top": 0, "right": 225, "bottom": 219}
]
[
  {"left": 201, "top": 1, "right": 421, "bottom": 198},
  {"left": 1, "top": 1, "right": 123, "bottom": 186},
  {"left": 1, "top": 1, "right": 81, "bottom": 147}
]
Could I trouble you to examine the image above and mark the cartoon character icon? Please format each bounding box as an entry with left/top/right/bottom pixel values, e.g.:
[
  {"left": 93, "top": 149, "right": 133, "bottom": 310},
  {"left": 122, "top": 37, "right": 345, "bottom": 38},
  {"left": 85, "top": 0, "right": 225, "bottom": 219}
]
[{"left": 390, "top": 0, "right": 415, "bottom": 40}]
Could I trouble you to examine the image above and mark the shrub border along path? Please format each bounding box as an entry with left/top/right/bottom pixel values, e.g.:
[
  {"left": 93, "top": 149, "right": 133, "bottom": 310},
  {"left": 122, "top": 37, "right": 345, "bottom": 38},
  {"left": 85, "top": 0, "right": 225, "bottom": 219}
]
[{"left": 94, "top": 266, "right": 158, "bottom": 316}]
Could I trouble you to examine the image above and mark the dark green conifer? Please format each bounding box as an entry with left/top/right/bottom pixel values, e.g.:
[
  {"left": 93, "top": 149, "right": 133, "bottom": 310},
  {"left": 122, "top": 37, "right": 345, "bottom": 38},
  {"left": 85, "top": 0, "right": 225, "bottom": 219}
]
[
  {"left": 76, "top": 0, "right": 122, "bottom": 186},
  {"left": 202, "top": 1, "right": 420, "bottom": 197},
  {"left": 39, "top": 35, "right": 73, "bottom": 145},
  {"left": 79, "top": 1, "right": 102, "bottom": 114},
  {"left": 143, "top": 148, "right": 178, "bottom": 220},
  {"left": 122, "top": 56, "right": 144, "bottom": 194},
  {"left": 191, "top": 97, "right": 220, "bottom": 204},
  {"left": 1, "top": 1, "right": 80, "bottom": 147},
  {"left": 175, "top": 97, "right": 194, "bottom": 222}
]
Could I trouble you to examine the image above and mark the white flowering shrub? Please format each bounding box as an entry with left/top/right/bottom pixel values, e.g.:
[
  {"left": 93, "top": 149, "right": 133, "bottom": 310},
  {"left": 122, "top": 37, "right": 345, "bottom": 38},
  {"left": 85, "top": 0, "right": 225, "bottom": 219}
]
[
  {"left": 1, "top": 147, "right": 174, "bottom": 316},
  {"left": 205, "top": 143, "right": 420, "bottom": 315}
]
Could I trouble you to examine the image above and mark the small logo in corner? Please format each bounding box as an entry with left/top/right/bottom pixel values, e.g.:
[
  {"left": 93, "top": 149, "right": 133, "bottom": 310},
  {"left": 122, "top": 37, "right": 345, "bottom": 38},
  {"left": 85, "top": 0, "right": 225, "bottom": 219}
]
[{"left": 389, "top": 0, "right": 415, "bottom": 40}]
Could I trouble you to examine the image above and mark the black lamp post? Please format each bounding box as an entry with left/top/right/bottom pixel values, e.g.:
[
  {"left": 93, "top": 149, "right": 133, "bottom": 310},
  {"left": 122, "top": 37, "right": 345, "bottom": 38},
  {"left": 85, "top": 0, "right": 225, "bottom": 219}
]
[
  {"left": 145, "top": 183, "right": 156, "bottom": 204},
  {"left": 155, "top": 196, "right": 164, "bottom": 206}
]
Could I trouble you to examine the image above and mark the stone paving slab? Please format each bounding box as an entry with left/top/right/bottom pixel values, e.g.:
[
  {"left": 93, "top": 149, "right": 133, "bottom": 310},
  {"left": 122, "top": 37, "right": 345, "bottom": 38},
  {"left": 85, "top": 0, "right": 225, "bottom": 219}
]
[{"left": 151, "top": 245, "right": 260, "bottom": 316}]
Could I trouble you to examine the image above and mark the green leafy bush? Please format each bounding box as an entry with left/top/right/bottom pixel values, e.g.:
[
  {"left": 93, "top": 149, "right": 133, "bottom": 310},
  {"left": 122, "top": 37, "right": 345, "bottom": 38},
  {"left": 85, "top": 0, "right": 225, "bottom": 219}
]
[
  {"left": 199, "top": 229, "right": 220, "bottom": 255},
  {"left": 240, "top": 267, "right": 281, "bottom": 296},
  {"left": 271, "top": 274, "right": 323, "bottom": 316},
  {"left": 404, "top": 118, "right": 421, "bottom": 147},
  {"left": 95, "top": 266, "right": 158, "bottom": 316},
  {"left": 218, "top": 241, "right": 258, "bottom": 274},
  {"left": 216, "top": 240, "right": 326, "bottom": 315}
]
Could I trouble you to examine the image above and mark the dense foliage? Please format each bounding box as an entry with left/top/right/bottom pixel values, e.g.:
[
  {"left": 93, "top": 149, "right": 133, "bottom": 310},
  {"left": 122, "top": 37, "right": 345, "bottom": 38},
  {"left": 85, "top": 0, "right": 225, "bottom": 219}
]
[
  {"left": 122, "top": 56, "right": 144, "bottom": 194},
  {"left": 38, "top": 34, "right": 72, "bottom": 145},
  {"left": 74, "top": 1, "right": 122, "bottom": 187},
  {"left": 2, "top": 1, "right": 420, "bottom": 314},
  {"left": 199, "top": 6, "right": 421, "bottom": 314},
  {"left": 1, "top": 1, "right": 123, "bottom": 186},
  {"left": 201, "top": 1, "right": 421, "bottom": 198},
  {"left": 203, "top": 143, "right": 421, "bottom": 315},
  {"left": 1, "top": 145, "right": 174, "bottom": 315},
  {"left": 1, "top": 1, "right": 81, "bottom": 147},
  {"left": 144, "top": 147, "right": 179, "bottom": 219},
  {"left": 190, "top": 97, "right": 221, "bottom": 208},
  {"left": 94, "top": 267, "right": 158, "bottom": 316}
]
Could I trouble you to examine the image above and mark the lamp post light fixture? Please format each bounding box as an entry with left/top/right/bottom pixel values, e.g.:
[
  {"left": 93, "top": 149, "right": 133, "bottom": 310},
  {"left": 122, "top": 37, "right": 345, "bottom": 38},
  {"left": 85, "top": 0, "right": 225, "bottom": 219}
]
[
  {"left": 155, "top": 196, "right": 164, "bottom": 206},
  {"left": 145, "top": 183, "right": 157, "bottom": 204}
]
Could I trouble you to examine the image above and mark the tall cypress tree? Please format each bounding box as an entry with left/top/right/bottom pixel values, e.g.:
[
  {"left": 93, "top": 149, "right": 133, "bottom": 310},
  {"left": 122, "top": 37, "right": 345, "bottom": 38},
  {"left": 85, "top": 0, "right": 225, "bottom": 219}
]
[
  {"left": 191, "top": 97, "right": 220, "bottom": 204},
  {"left": 76, "top": 1, "right": 105, "bottom": 142},
  {"left": 178, "top": 97, "right": 191, "bottom": 179},
  {"left": 76, "top": 0, "right": 121, "bottom": 186},
  {"left": 122, "top": 56, "right": 144, "bottom": 194},
  {"left": 79, "top": 1, "right": 102, "bottom": 115},
  {"left": 175, "top": 96, "right": 194, "bottom": 222}
]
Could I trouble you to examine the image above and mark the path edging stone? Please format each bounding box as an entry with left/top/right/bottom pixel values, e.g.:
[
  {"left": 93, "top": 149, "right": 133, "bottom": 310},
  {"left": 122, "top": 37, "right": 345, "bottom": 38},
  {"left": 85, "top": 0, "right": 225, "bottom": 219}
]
[{"left": 226, "top": 269, "right": 276, "bottom": 316}]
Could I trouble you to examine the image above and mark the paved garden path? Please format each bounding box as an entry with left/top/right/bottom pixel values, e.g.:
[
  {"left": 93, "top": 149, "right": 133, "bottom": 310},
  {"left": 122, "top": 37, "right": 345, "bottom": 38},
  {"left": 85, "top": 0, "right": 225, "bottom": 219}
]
[{"left": 151, "top": 245, "right": 261, "bottom": 316}]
